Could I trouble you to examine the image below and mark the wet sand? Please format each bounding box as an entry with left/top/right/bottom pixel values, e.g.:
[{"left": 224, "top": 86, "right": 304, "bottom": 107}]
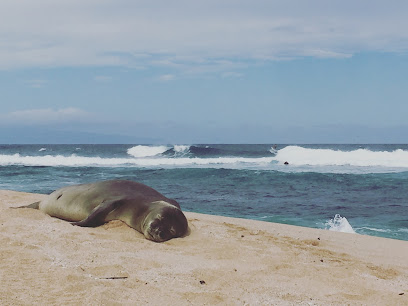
[{"left": 1, "top": 190, "right": 407, "bottom": 305}]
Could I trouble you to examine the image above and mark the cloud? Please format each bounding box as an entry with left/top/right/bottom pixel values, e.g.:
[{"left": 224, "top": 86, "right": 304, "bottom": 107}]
[
  {"left": 1, "top": 108, "right": 91, "bottom": 125},
  {"left": 0, "top": 0, "right": 407, "bottom": 71},
  {"left": 158, "top": 74, "right": 176, "bottom": 81},
  {"left": 25, "top": 79, "right": 48, "bottom": 88},
  {"left": 221, "top": 72, "right": 244, "bottom": 78}
]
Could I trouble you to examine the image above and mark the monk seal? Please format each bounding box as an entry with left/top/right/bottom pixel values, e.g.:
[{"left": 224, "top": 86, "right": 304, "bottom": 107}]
[{"left": 19, "top": 180, "right": 188, "bottom": 242}]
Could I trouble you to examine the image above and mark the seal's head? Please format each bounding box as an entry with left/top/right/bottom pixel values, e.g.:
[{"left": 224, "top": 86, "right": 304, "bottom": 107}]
[{"left": 143, "top": 202, "right": 188, "bottom": 242}]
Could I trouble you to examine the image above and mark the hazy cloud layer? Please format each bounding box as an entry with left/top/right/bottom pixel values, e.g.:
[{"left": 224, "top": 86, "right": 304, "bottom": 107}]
[
  {"left": 1, "top": 0, "right": 407, "bottom": 71},
  {"left": 25, "top": 79, "right": 48, "bottom": 88},
  {"left": 158, "top": 74, "right": 176, "bottom": 81},
  {"left": 1, "top": 108, "right": 91, "bottom": 125}
]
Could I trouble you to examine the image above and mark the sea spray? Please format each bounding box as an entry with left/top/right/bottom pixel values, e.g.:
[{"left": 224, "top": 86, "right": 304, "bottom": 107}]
[
  {"left": 173, "top": 145, "right": 191, "bottom": 157},
  {"left": 325, "top": 214, "right": 356, "bottom": 234}
]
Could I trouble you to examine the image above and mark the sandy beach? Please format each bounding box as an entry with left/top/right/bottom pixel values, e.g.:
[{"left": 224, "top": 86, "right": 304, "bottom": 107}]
[{"left": 1, "top": 190, "right": 407, "bottom": 305}]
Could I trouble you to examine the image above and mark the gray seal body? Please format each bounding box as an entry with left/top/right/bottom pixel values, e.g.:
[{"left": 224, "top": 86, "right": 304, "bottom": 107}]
[{"left": 23, "top": 180, "right": 188, "bottom": 242}]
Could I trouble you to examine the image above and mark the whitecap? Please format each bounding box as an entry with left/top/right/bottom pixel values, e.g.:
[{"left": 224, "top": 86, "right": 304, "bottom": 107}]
[
  {"left": 269, "top": 145, "right": 278, "bottom": 154},
  {"left": 173, "top": 145, "right": 191, "bottom": 157},
  {"left": 127, "top": 145, "right": 169, "bottom": 158},
  {"left": 174, "top": 145, "right": 190, "bottom": 153},
  {"left": 275, "top": 146, "right": 408, "bottom": 168},
  {"left": 0, "top": 153, "right": 274, "bottom": 168}
]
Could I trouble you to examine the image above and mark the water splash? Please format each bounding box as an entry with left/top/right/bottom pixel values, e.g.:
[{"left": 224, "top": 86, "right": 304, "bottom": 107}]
[{"left": 325, "top": 214, "right": 355, "bottom": 234}]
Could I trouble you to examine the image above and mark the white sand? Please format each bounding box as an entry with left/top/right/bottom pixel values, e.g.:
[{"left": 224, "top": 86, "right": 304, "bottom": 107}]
[{"left": 1, "top": 190, "right": 407, "bottom": 305}]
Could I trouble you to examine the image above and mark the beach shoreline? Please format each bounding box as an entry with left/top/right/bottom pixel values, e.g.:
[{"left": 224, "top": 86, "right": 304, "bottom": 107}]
[{"left": 1, "top": 190, "right": 407, "bottom": 305}]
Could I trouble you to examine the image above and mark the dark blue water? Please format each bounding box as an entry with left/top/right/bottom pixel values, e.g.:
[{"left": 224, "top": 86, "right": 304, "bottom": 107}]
[{"left": 1, "top": 144, "right": 407, "bottom": 241}]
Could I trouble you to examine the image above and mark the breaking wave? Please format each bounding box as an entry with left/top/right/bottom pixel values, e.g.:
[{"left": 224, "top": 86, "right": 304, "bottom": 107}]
[
  {"left": 127, "top": 145, "right": 169, "bottom": 158},
  {"left": 126, "top": 144, "right": 228, "bottom": 158},
  {"left": 2, "top": 145, "right": 408, "bottom": 173},
  {"left": 126, "top": 145, "right": 196, "bottom": 158},
  {"left": 0, "top": 153, "right": 274, "bottom": 168},
  {"left": 275, "top": 146, "right": 408, "bottom": 168}
]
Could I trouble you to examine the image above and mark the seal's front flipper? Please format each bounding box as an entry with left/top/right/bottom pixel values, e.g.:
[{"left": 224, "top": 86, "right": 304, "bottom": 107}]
[
  {"left": 11, "top": 201, "right": 40, "bottom": 209},
  {"left": 71, "top": 200, "right": 124, "bottom": 227}
]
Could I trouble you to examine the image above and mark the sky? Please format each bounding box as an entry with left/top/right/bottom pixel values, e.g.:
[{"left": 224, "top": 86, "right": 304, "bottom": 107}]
[{"left": 1, "top": 0, "right": 408, "bottom": 144}]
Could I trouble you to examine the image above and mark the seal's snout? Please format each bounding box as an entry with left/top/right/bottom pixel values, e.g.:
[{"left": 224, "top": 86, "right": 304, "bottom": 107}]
[
  {"left": 145, "top": 207, "right": 188, "bottom": 242},
  {"left": 146, "top": 222, "right": 174, "bottom": 242},
  {"left": 158, "top": 230, "right": 171, "bottom": 241}
]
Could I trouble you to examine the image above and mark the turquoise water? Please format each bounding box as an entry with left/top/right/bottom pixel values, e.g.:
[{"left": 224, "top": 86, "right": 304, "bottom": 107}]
[{"left": 1, "top": 144, "right": 407, "bottom": 241}]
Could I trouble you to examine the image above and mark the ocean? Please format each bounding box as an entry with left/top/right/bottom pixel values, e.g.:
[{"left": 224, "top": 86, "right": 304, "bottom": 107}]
[{"left": 1, "top": 144, "right": 407, "bottom": 241}]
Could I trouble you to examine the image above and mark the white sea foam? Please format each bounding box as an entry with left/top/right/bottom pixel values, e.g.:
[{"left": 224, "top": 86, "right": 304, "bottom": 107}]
[
  {"left": 173, "top": 145, "right": 191, "bottom": 157},
  {"left": 325, "top": 214, "right": 355, "bottom": 234},
  {"left": 0, "top": 154, "right": 128, "bottom": 167},
  {"left": 269, "top": 146, "right": 278, "bottom": 154},
  {"left": 359, "top": 227, "right": 391, "bottom": 233},
  {"left": 0, "top": 153, "right": 274, "bottom": 168},
  {"left": 127, "top": 145, "right": 169, "bottom": 158},
  {"left": 174, "top": 145, "right": 190, "bottom": 153},
  {"left": 39, "top": 148, "right": 46, "bottom": 152},
  {"left": 4, "top": 146, "right": 408, "bottom": 173},
  {"left": 275, "top": 146, "right": 408, "bottom": 168}
]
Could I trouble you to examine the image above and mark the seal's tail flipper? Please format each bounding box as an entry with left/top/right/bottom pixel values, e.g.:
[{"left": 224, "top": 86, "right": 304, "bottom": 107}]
[{"left": 11, "top": 201, "right": 40, "bottom": 209}]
